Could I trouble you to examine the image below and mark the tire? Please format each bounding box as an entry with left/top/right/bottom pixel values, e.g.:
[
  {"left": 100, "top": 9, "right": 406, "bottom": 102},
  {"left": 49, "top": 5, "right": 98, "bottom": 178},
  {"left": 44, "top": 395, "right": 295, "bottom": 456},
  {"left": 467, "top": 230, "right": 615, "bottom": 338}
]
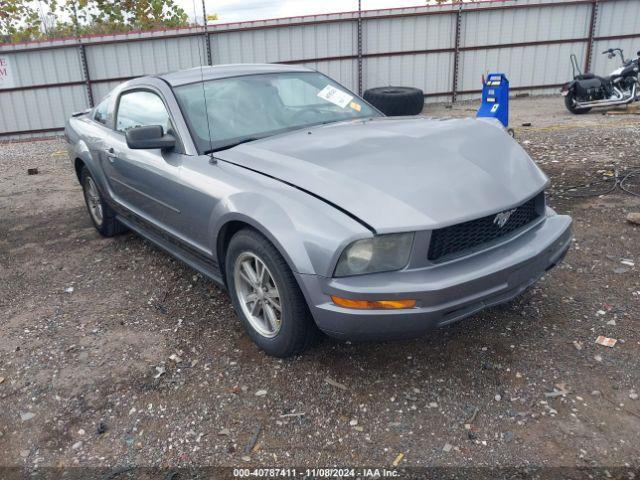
[
  {"left": 80, "top": 166, "right": 127, "bottom": 237},
  {"left": 564, "top": 91, "right": 592, "bottom": 114},
  {"left": 225, "top": 229, "right": 319, "bottom": 357},
  {"left": 363, "top": 86, "right": 424, "bottom": 116}
]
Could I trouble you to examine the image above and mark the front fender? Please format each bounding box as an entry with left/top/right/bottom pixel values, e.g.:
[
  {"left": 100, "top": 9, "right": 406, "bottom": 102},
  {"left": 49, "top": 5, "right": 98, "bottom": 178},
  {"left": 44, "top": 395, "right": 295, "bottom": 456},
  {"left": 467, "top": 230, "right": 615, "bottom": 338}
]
[
  {"left": 210, "top": 193, "right": 314, "bottom": 275},
  {"left": 208, "top": 186, "right": 369, "bottom": 277}
]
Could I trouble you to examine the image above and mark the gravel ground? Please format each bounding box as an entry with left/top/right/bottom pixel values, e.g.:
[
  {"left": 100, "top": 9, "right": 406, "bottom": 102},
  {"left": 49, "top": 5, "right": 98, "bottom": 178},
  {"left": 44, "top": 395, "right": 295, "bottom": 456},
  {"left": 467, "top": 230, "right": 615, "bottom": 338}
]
[{"left": 1, "top": 96, "right": 640, "bottom": 474}]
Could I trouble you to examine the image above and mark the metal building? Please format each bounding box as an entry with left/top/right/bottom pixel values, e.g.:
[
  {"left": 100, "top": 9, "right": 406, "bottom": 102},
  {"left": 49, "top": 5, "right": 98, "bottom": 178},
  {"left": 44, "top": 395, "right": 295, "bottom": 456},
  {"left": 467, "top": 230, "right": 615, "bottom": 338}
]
[{"left": 0, "top": 0, "right": 638, "bottom": 139}]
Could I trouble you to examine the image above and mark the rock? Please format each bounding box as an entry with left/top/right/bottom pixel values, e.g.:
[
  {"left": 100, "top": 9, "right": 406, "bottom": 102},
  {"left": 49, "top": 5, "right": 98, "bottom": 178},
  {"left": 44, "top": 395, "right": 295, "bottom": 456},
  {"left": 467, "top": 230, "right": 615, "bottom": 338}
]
[
  {"left": 630, "top": 392, "right": 639, "bottom": 401},
  {"left": 279, "top": 412, "right": 305, "bottom": 418},
  {"left": 545, "top": 383, "right": 570, "bottom": 398},
  {"left": 20, "top": 450, "right": 29, "bottom": 459},
  {"left": 428, "top": 402, "right": 438, "bottom": 408},
  {"left": 442, "top": 443, "right": 453, "bottom": 453},
  {"left": 254, "top": 389, "right": 267, "bottom": 397},
  {"left": 218, "top": 428, "right": 231, "bottom": 436},
  {"left": 97, "top": 422, "right": 107, "bottom": 435},
  {"left": 627, "top": 212, "right": 640, "bottom": 225},
  {"left": 503, "top": 431, "right": 515, "bottom": 442},
  {"left": 325, "top": 377, "right": 348, "bottom": 390},
  {"left": 169, "top": 353, "right": 182, "bottom": 363},
  {"left": 64, "top": 287, "right": 74, "bottom": 293},
  {"left": 349, "top": 419, "right": 358, "bottom": 426},
  {"left": 20, "top": 412, "right": 35, "bottom": 421},
  {"left": 77, "top": 429, "right": 85, "bottom": 436},
  {"left": 494, "top": 394, "right": 502, "bottom": 402},
  {"left": 72, "top": 441, "right": 82, "bottom": 450}
]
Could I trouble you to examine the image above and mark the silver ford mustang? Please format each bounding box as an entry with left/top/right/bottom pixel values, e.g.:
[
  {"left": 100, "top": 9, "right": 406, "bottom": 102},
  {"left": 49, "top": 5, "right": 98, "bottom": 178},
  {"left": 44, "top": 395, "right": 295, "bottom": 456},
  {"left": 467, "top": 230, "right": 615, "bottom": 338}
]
[{"left": 66, "top": 64, "right": 572, "bottom": 357}]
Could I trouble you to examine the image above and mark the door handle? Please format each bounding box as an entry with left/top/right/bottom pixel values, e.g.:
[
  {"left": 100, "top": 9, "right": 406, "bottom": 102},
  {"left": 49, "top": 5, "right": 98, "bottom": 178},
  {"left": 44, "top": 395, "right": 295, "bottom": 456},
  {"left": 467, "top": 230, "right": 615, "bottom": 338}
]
[{"left": 105, "top": 147, "right": 117, "bottom": 162}]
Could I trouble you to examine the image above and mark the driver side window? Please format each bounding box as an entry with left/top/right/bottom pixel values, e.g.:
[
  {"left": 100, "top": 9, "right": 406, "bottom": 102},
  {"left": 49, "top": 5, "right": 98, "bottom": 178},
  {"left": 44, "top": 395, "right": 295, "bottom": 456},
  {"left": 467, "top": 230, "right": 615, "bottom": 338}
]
[{"left": 116, "top": 90, "right": 171, "bottom": 134}]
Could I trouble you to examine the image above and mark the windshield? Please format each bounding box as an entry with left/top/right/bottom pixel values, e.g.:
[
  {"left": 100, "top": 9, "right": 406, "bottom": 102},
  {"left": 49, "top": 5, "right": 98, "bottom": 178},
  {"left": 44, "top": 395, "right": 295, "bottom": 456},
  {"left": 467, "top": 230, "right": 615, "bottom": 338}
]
[{"left": 174, "top": 71, "right": 381, "bottom": 153}]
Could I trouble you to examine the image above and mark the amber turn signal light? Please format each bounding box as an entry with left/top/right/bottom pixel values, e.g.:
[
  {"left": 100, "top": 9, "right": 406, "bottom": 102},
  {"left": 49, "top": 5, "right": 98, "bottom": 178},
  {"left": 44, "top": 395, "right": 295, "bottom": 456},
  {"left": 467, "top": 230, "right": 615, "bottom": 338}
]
[{"left": 331, "top": 296, "right": 416, "bottom": 310}]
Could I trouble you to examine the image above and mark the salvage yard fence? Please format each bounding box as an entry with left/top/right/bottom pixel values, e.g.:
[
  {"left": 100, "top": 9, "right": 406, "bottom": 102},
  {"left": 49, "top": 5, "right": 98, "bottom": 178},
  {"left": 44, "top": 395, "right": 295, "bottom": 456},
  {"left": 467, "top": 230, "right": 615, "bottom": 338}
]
[{"left": 0, "top": 0, "right": 639, "bottom": 140}]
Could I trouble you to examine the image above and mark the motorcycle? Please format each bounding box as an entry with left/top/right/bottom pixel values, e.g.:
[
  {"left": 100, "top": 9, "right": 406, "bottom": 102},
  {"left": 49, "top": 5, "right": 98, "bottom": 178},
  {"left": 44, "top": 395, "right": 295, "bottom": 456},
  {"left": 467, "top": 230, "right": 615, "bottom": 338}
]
[{"left": 561, "top": 48, "right": 640, "bottom": 114}]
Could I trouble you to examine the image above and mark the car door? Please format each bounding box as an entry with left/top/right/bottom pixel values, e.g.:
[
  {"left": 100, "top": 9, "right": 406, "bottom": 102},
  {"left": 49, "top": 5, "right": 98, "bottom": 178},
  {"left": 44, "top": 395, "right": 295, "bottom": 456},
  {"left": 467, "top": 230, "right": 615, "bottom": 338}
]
[{"left": 102, "top": 88, "right": 190, "bottom": 239}]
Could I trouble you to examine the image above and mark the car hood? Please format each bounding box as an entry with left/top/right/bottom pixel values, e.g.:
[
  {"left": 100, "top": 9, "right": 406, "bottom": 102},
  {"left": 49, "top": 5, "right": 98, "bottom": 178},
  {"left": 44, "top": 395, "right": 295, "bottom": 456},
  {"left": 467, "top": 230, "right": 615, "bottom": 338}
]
[{"left": 216, "top": 117, "right": 548, "bottom": 233}]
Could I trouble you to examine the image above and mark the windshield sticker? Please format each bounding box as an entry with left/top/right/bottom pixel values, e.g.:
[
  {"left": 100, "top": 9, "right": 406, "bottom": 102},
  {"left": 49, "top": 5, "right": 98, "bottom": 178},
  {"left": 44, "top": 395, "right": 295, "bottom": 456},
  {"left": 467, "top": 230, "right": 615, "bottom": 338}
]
[
  {"left": 349, "top": 101, "right": 362, "bottom": 112},
  {"left": 317, "top": 85, "right": 353, "bottom": 109}
]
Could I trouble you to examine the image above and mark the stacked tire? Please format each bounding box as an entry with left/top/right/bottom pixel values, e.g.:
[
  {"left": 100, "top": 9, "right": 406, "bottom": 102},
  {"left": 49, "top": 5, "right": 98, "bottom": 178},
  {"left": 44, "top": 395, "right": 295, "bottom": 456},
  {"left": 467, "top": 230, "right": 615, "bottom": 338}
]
[{"left": 363, "top": 87, "right": 424, "bottom": 116}]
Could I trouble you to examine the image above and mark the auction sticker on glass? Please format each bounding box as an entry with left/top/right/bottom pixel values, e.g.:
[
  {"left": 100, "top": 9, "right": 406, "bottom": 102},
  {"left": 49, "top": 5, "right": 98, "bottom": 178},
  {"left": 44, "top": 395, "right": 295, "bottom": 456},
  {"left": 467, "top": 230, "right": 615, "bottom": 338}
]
[
  {"left": 317, "top": 85, "right": 353, "bottom": 108},
  {"left": 0, "top": 57, "right": 15, "bottom": 89}
]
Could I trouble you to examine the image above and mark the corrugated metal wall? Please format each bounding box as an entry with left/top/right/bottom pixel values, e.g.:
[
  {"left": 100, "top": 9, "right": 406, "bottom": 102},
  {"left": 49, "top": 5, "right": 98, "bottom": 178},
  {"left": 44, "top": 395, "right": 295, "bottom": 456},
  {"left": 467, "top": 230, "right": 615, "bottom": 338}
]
[{"left": 1, "top": 0, "right": 638, "bottom": 139}]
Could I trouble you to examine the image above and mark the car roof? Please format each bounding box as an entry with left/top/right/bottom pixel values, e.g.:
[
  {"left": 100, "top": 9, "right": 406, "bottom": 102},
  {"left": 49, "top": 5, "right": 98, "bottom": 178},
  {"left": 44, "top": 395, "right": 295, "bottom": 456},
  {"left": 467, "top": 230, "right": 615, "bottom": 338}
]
[{"left": 158, "top": 63, "right": 315, "bottom": 87}]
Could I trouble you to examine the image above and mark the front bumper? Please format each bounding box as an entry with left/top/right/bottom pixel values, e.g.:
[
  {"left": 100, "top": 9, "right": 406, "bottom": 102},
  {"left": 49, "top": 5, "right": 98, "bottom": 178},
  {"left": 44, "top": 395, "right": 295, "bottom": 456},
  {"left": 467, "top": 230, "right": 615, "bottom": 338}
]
[{"left": 296, "top": 214, "right": 572, "bottom": 340}]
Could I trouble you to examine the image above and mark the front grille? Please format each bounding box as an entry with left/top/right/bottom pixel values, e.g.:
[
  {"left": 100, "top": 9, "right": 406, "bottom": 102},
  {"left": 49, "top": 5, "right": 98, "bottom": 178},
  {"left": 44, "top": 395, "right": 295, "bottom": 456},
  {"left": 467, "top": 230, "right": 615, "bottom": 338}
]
[{"left": 427, "top": 194, "right": 542, "bottom": 262}]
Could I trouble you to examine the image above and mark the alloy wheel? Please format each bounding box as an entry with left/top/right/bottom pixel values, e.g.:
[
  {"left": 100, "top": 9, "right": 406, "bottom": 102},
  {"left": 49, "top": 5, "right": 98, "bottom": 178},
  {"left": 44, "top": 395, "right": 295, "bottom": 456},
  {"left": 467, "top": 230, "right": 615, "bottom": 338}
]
[
  {"left": 84, "top": 176, "right": 104, "bottom": 226},
  {"left": 233, "top": 252, "right": 282, "bottom": 338}
]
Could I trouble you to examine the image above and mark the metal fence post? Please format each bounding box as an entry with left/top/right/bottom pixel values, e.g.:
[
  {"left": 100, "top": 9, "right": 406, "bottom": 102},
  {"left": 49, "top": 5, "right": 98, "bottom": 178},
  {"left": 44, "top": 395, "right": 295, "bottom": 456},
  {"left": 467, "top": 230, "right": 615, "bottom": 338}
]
[
  {"left": 78, "top": 43, "right": 94, "bottom": 108},
  {"left": 585, "top": 0, "right": 599, "bottom": 73},
  {"left": 451, "top": 4, "right": 463, "bottom": 103},
  {"left": 72, "top": 0, "right": 94, "bottom": 108},
  {"left": 357, "top": 0, "right": 363, "bottom": 95}
]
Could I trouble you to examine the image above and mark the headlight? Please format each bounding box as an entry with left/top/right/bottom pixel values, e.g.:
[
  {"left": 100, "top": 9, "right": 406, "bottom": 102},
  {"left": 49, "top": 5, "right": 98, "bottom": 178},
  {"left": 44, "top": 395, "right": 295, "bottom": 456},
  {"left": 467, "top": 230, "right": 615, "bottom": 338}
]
[{"left": 334, "top": 233, "right": 414, "bottom": 277}]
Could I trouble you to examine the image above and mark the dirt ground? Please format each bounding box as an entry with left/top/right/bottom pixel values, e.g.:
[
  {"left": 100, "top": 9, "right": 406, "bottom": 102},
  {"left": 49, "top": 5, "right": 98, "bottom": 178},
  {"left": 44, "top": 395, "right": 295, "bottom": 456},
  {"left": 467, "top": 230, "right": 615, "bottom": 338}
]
[{"left": 1, "top": 96, "right": 640, "bottom": 475}]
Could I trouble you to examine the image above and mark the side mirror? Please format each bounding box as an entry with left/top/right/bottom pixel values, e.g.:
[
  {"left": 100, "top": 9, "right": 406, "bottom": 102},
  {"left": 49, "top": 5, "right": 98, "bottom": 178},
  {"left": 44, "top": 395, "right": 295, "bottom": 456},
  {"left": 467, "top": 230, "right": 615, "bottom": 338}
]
[{"left": 125, "top": 125, "right": 175, "bottom": 150}]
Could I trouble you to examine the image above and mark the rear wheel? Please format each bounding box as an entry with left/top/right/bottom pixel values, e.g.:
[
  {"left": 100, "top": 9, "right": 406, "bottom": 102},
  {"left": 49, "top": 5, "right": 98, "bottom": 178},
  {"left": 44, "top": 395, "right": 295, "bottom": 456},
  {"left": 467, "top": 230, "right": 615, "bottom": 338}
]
[
  {"left": 564, "top": 91, "right": 592, "bottom": 114},
  {"left": 80, "top": 167, "right": 127, "bottom": 237},
  {"left": 225, "top": 229, "right": 319, "bottom": 357}
]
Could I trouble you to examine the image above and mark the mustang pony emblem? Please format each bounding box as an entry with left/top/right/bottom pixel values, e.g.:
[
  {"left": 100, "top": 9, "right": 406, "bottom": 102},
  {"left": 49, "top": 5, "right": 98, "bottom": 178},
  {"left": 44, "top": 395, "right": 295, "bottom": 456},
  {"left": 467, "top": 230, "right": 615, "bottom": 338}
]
[{"left": 493, "top": 208, "right": 517, "bottom": 228}]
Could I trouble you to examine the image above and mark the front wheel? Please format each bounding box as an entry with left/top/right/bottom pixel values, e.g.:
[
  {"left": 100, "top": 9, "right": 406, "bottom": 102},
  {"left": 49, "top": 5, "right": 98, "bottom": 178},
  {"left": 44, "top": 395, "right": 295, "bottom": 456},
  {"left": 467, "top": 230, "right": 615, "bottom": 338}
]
[
  {"left": 564, "top": 91, "right": 592, "bottom": 114},
  {"left": 225, "top": 229, "right": 319, "bottom": 357}
]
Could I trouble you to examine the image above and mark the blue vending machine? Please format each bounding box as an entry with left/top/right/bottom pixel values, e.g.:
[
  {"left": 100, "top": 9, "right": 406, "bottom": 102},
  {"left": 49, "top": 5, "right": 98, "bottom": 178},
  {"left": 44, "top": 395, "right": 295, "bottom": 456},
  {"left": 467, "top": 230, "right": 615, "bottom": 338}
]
[{"left": 476, "top": 73, "right": 509, "bottom": 128}]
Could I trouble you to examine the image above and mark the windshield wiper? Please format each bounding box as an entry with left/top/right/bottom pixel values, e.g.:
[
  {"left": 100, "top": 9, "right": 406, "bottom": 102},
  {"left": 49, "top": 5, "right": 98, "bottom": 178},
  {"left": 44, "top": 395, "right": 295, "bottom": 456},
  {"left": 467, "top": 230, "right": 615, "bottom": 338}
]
[{"left": 205, "top": 137, "right": 261, "bottom": 154}]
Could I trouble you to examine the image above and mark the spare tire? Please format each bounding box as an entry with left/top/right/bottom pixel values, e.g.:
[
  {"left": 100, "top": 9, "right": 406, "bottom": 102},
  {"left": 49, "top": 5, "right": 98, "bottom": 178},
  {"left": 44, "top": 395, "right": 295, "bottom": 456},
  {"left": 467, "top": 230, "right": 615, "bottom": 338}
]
[{"left": 363, "top": 87, "right": 424, "bottom": 116}]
